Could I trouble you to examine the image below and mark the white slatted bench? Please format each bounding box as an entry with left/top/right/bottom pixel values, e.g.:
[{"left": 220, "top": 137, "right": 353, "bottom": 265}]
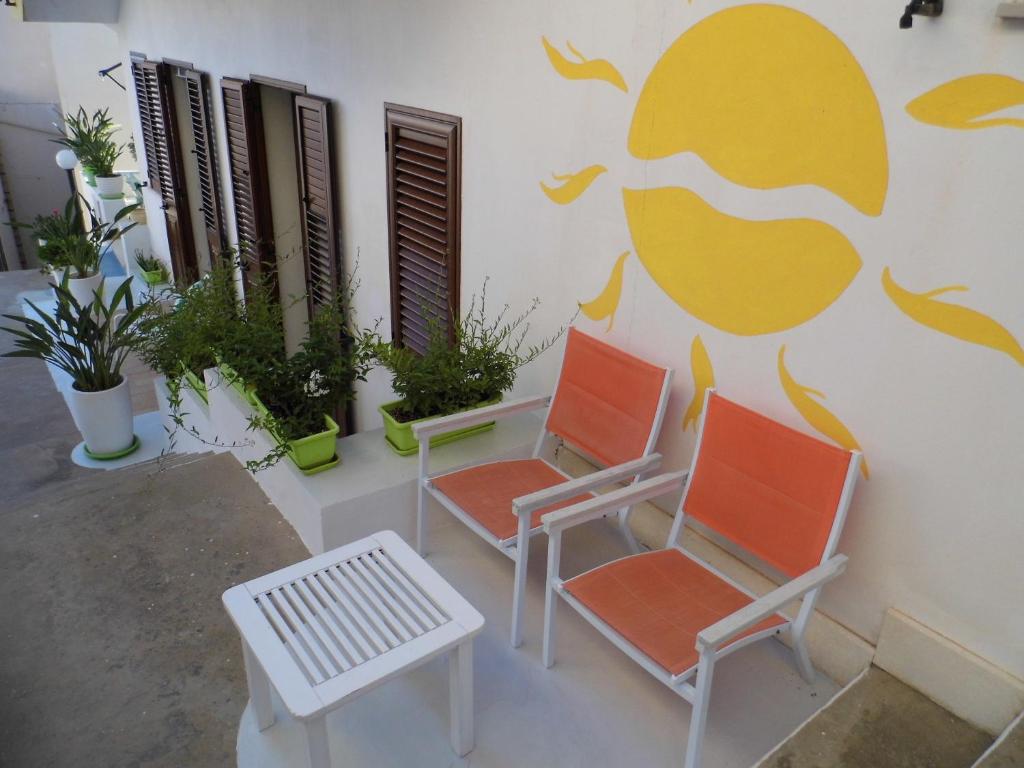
[{"left": 223, "top": 530, "right": 484, "bottom": 768}]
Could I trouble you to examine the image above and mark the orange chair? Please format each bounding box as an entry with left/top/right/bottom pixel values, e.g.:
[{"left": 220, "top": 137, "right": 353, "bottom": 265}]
[
  {"left": 541, "top": 389, "right": 862, "bottom": 768},
  {"left": 412, "top": 328, "right": 673, "bottom": 647}
]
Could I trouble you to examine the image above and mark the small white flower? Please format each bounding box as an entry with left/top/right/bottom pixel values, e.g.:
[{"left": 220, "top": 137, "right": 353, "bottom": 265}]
[{"left": 304, "top": 369, "right": 329, "bottom": 398}]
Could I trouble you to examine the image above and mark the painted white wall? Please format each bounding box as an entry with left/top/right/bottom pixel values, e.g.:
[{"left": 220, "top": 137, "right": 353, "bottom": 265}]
[
  {"left": 0, "top": 16, "right": 69, "bottom": 268},
  {"left": 44, "top": 0, "right": 1024, "bottom": 682},
  {"left": 46, "top": 23, "right": 134, "bottom": 170}
]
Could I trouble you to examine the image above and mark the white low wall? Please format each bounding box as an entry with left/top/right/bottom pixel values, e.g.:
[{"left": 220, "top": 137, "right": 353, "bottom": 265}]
[{"left": 172, "top": 370, "right": 545, "bottom": 554}]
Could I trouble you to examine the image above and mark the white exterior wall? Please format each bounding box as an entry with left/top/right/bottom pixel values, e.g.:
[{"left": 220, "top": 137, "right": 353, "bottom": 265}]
[
  {"left": 0, "top": 16, "right": 69, "bottom": 268},
  {"left": 44, "top": 0, "right": 1024, "bottom": 682}
]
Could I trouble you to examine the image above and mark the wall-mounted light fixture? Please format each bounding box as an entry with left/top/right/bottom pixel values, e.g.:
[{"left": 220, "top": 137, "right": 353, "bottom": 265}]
[
  {"left": 900, "top": 0, "right": 944, "bottom": 28},
  {"left": 98, "top": 62, "right": 127, "bottom": 91}
]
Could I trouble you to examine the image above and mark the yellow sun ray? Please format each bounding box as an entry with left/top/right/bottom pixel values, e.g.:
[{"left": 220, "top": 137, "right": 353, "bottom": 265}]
[
  {"left": 882, "top": 268, "right": 1024, "bottom": 366},
  {"left": 540, "top": 165, "right": 607, "bottom": 205},
  {"left": 906, "top": 74, "right": 1024, "bottom": 130},
  {"left": 541, "top": 37, "right": 628, "bottom": 93},
  {"left": 683, "top": 335, "right": 715, "bottom": 431},
  {"left": 778, "top": 346, "right": 869, "bottom": 479},
  {"left": 579, "top": 251, "right": 628, "bottom": 331}
]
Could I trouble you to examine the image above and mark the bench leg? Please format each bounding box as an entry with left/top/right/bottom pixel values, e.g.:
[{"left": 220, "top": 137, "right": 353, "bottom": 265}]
[
  {"left": 305, "top": 716, "right": 330, "bottom": 768},
  {"left": 243, "top": 641, "right": 275, "bottom": 731},
  {"left": 449, "top": 641, "right": 474, "bottom": 757}
]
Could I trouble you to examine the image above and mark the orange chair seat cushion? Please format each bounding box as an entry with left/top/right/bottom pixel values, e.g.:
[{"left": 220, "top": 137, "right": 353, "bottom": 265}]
[
  {"left": 564, "top": 549, "right": 786, "bottom": 676},
  {"left": 431, "top": 458, "right": 594, "bottom": 542}
]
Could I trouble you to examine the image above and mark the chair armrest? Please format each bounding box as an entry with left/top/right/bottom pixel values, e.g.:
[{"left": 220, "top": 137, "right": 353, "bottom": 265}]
[
  {"left": 542, "top": 471, "right": 688, "bottom": 534},
  {"left": 696, "top": 555, "right": 848, "bottom": 652},
  {"left": 513, "top": 453, "right": 663, "bottom": 518},
  {"left": 412, "top": 395, "right": 552, "bottom": 440}
]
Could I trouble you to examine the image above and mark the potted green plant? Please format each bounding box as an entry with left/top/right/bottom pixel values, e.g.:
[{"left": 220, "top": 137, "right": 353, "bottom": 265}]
[
  {"left": 134, "top": 250, "right": 167, "bottom": 285},
  {"left": 221, "top": 273, "right": 372, "bottom": 473},
  {"left": 1, "top": 277, "right": 146, "bottom": 458},
  {"left": 8, "top": 201, "right": 80, "bottom": 277},
  {"left": 137, "top": 260, "right": 238, "bottom": 404},
  {"left": 52, "top": 107, "right": 119, "bottom": 189},
  {"left": 372, "top": 284, "right": 564, "bottom": 455},
  {"left": 64, "top": 195, "right": 137, "bottom": 307}
]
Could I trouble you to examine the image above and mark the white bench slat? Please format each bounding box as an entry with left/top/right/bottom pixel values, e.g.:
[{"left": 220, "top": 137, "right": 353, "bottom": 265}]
[
  {"left": 348, "top": 555, "right": 423, "bottom": 638},
  {"left": 258, "top": 593, "right": 326, "bottom": 686},
  {"left": 272, "top": 587, "right": 341, "bottom": 680},
  {"left": 362, "top": 551, "right": 437, "bottom": 633},
  {"left": 280, "top": 585, "right": 344, "bottom": 675},
  {"left": 338, "top": 559, "right": 416, "bottom": 642},
  {"left": 292, "top": 577, "right": 363, "bottom": 669},
  {"left": 307, "top": 571, "right": 379, "bottom": 660},
  {"left": 326, "top": 564, "right": 403, "bottom": 649},
  {"left": 372, "top": 549, "right": 448, "bottom": 627},
  {"left": 282, "top": 582, "right": 351, "bottom": 675}
]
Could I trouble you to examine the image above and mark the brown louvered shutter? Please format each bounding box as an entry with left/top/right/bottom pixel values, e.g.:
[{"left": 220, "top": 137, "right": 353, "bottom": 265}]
[
  {"left": 294, "top": 95, "right": 338, "bottom": 314},
  {"left": 182, "top": 69, "right": 226, "bottom": 259},
  {"left": 131, "top": 60, "right": 160, "bottom": 193},
  {"left": 384, "top": 104, "right": 461, "bottom": 354},
  {"left": 132, "top": 59, "right": 198, "bottom": 283},
  {"left": 221, "top": 78, "right": 275, "bottom": 295}
]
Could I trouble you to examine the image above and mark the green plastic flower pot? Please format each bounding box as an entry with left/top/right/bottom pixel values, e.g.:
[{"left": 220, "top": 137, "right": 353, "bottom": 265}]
[
  {"left": 218, "top": 361, "right": 258, "bottom": 405},
  {"left": 378, "top": 396, "right": 502, "bottom": 456},
  {"left": 250, "top": 394, "right": 339, "bottom": 472},
  {"left": 285, "top": 415, "right": 340, "bottom": 471},
  {"left": 181, "top": 366, "right": 208, "bottom": 405},
  {"left": 140, "top": 269, "right": 164, "bottom": 285}
]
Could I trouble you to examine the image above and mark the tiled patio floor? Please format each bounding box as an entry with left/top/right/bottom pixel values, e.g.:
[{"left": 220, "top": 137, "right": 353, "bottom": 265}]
[
  {"left": 0, "top": 269, "right": 839, "bottom": 767},
  {"left": 237, "top": 515, "right": 839, "bottom": 768}
]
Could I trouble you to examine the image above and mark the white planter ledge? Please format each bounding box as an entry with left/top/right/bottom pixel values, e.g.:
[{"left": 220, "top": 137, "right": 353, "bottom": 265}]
[{"left": 201, "top": 372, "right": 543, "bottom": 555}]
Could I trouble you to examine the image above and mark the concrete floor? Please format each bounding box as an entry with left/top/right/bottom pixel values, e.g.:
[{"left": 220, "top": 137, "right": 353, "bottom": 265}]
[
  {"left": 2, "top": 269, "right": 1012, "bottom": 768},
  {"left": 237, "top": 514, "right": 840, "bottom": 768},
  {"left": 0, "top": 271, "right": 309, "bottom": 767},
  {"left": 757, "top": 667, "right": 993, "bottom": 768},
  {"left": 976, "top": 715, "right": 1024, "bottom": 768}
]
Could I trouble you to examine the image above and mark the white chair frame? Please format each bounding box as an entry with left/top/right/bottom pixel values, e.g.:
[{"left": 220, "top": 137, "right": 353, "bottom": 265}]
[
  {"left": 540, "top": 389, "right": 862, "bottom": 768},
  {"left": 412, "top": 364, "right": 673, "bottom": 649}
]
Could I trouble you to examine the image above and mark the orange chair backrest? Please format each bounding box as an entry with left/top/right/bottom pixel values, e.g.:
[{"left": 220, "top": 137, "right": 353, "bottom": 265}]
[
  {"left": 684, "top": 393, "right": 854, "bottom": 578},
  {"left": 546, "top": 328, "right": 669, "bottom": 468}
]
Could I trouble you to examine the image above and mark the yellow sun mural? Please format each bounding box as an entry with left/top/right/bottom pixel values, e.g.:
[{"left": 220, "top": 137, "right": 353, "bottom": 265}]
[{"left": 540, "top": 3, "right": 1023, "bottom": 471}]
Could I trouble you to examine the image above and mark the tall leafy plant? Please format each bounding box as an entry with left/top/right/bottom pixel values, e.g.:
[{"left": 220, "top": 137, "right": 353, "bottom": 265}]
[
  {"left": 8, "top": 193, "right": 136, "bottom": 278},
  {"left": 1, "top": 276, "right": 146, "bottom": 392},
  {"left": 137, "top": 260, "right": 239, "bottom": 379},
  {"left": 53, "top": 107, "right": 123, "bottom": 175},
  {"left": 373, "top": 281, "right": 567, "bottom": 422}
]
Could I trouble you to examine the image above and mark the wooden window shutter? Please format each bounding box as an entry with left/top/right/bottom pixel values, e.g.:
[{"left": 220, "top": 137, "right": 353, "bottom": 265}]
[
  {"left": 384, "top": 104, "right": 461, "bottom": 354},
  {"left": 294, "top": 95, "right": 338, "bottom": 314},
  {"left": 182, "top": 69, "right": 226, "bottom": 259},
  {"left": 221, "top": 78, "right": 275, "bottom": 296},
  {"left": 133, "top": 59, "right": 198, "bottom": 283},
  {"left": 130, "top": 60, "right": 160, "bottom": 193}
]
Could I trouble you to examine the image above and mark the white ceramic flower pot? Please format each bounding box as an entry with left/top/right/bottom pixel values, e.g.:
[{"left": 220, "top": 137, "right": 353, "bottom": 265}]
[
  {"left": 66, "top": 272, "right": 104, "bottom": 307},
  {"left": 95, "top": 174, "right": 124, "bottom": 200},
  {"left": 67, "top": 378, "right": 134, "bottom": 455}
]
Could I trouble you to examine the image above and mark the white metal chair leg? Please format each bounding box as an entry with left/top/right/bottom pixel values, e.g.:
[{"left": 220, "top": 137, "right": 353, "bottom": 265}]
[
  {"left": 242, "top": 641, "right": 275, "bottom": 731},
  {"left": 684, "top": 651, "right": 716, "bottom": 768},
  {"left": 417, "top": 479, "right": 427, "bottom": 555},
  {"left": 304, "top": 715, "right": 330, "bottom": 768},
  {"left": 510, "top": 515, "right": 532, "bottom": 648},
  {"left": 792, "top": 635, "right": 816, "bottom": 684},
  {"left": 617, "top": 507, "right": 641, "bottom": 554},
  {"left": 543, "top": 530, "right": 562, "bottom": 668},
  {"left": 417, "top": 440, "right": 429, "bottom": 555},
  {"left": 449, "top": 640, "right": 474, "bottom": 756},
  {"left": 791, "top": 587, "right": 820, "bottom": 684}
]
